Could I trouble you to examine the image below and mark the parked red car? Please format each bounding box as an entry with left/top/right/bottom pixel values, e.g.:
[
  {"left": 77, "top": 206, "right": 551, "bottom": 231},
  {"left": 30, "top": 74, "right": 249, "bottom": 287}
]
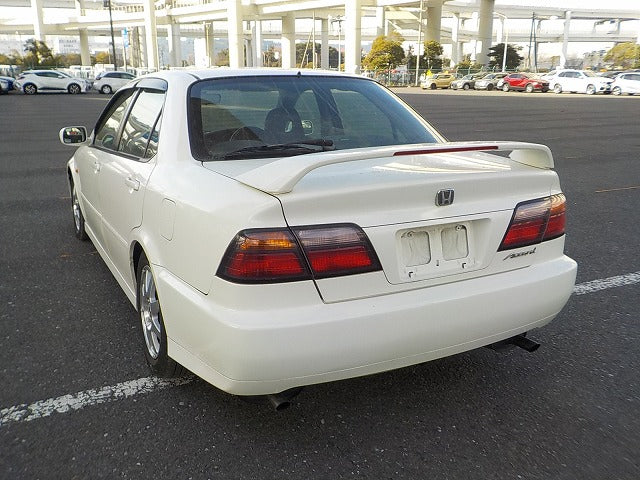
[{"left": 500, "top": 73, "right": 549, "bottom": 93}]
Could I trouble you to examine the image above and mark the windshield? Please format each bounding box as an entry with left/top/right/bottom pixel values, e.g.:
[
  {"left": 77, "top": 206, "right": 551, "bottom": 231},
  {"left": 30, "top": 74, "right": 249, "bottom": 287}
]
[{"left": 188, "top": 75, "right": 441, "bottom": 161}]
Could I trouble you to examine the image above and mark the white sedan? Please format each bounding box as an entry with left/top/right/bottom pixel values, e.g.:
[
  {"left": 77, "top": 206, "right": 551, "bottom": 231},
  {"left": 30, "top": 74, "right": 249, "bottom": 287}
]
[
  {"left": 60, "top": 70, "right": 577, "bottom": 407},
  {"left": 93, "top": 71, "right": 137, "bottom": 94},
  {"left": 548, "top": 69, "right": 613, "bottom": 95}
]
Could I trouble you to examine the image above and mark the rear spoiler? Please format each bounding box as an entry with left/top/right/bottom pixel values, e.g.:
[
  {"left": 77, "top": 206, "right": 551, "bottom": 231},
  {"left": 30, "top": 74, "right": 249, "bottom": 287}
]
[{"left": 235, "top": 141, "right": 554, "bottom": 194}]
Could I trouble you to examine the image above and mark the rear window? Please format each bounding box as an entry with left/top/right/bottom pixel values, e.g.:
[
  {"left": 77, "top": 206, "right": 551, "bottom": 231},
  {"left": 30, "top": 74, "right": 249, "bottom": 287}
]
[{"left": 188, "top": 75, "right": 440, "bottom": 161}]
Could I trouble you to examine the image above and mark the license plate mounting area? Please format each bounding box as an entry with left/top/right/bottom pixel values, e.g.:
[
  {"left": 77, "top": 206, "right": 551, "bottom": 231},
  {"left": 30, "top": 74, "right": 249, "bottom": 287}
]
[{"left": 397, "top": 221, "right": 478, "bottom": 281}]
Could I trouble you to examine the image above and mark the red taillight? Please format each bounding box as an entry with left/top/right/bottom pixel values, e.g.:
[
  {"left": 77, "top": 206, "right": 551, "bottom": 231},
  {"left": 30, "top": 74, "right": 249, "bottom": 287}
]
[
  {"left": 217, "top": 224, "right": 381, "bottom": 283},
  {"left": 217, "top": 229, "right": 310, "bottom": 283},
  {"left": 498, "top": 194, "right": 566, "bottom": 251},
  {"left": 293, "top": 225, "right": 381, "bottom": 278}
]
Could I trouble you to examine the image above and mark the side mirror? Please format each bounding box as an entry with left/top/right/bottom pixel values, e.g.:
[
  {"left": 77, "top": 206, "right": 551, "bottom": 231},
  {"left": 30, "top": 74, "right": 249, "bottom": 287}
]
[{"left": 59, "top": 126, "right": 88, "bottom": 146}]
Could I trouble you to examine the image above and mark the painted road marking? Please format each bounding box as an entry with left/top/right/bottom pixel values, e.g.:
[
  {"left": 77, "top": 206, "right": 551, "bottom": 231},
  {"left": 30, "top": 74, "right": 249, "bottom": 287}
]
[
  {"left": 1, "top": 376, "right": 193, "bottom": 427},
  {"left": 2, "top": 271, "right": 639, "bottom": 427},
  {"left": 572, "top": 271, "right": 640, "bottom": 296},
  {"left": 595, "top": 185, "right": 640, "bottom": 193}
]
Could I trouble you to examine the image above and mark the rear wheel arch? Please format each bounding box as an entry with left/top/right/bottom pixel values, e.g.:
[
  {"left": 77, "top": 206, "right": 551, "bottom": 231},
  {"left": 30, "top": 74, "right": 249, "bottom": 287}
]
[{"left": 132, "top": 242, "right": 145, "bottom": 287}]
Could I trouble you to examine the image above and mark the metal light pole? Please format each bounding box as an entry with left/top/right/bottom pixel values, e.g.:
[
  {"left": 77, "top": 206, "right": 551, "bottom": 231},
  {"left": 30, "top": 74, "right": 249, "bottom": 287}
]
[
  {"left": 415, "top": 0, "right": 424, "bottom": 86},
  {"left": 104, "top": 0, "right": 118, "bottom": 70},
  {"left": 495, "top": 12, "right": 508, "bottom": 72}
]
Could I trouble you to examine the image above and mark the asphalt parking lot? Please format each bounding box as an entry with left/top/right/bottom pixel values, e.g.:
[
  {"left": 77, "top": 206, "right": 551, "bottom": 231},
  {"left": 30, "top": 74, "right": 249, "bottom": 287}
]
[{"left": 1, "top": 89, "right": 639, "bottom": 479}]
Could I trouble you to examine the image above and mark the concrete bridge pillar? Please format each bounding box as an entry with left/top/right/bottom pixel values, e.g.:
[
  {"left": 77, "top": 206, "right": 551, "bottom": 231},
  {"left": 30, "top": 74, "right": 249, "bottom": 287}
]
[
  {"left": 344, "top": 0, "right": 362, "bottom": 74},
  {"left": 425, "top": 0, "right": 442, "bottom": 43},
  {"left": 476, "top": 0, "right": 495, "bottom": 66},
  {"left": 281, "top": 13, "right": 296, "bottom": 68}
]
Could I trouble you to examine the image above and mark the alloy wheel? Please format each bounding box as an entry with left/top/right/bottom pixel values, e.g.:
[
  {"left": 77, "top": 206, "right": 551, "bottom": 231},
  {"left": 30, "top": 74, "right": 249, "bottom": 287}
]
[{"left": 140, "top": 265, "right": 161, "bottom": 360}]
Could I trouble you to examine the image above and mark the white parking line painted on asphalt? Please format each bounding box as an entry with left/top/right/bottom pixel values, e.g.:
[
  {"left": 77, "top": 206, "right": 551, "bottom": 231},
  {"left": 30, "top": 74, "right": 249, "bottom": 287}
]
[
  {"left": 0, "top": 376, "right": 193, "bottom": 427},
  {"left": 573, "top": 271, "right": 640, "bottom": 296},
  {"left": 2, "top": 271, "right": 639, "bottom": 428}
]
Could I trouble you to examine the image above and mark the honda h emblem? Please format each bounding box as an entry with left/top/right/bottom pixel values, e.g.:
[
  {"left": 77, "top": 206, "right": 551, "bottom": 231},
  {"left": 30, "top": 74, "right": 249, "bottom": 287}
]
[{"left": 436, "top": 189, "right": 455, "bottom": 206}]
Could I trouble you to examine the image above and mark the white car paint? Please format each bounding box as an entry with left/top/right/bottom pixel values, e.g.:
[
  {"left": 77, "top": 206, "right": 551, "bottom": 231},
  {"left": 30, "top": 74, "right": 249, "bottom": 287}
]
[
  {"left": 61, "top": 69, "right": 577, "bottom": 397},
  {"left": 611, "top": 72, "right": 640, "bottom": 95},
  {"left": 93, "top": 71, "right": 137, "bottom": 94},
  {"left": 548, "top": 69, "right": 613, "bottom": 94},
  {"left": 15, "top": 69, "right": 89, "bottom": 94}
]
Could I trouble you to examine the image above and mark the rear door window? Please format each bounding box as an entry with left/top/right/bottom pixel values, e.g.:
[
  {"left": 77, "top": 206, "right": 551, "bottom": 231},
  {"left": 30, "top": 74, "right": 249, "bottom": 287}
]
[
  {"left": 118, "top": 89, "right": 165, "bottom": 159},
  {"left": 94, "top": 89, "right": 136, "bottom": 151}
]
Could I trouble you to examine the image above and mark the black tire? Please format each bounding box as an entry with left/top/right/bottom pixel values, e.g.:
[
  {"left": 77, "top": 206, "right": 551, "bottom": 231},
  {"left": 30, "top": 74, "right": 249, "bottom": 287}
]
[
  {"left": 430, "top": 83, "right": 437, "bottom": 90},
  {"left": 100, "top": 84, "right": 112, "bottom": 94},
  {"left": 23, "top": 83, "right": 37, "bottom": 95},
  {"left": 525, "top": 83, "right": 534, "bottom": 93},
  {"left": 553, "top": 84, "right": 562, "bottom": 94},
  {"left": 586, "top": 84, "right": 596, "bottom": 95},
  {"left": 70, "top": 178, "right": 89, "bottom": 241},
  {"left": 68, "top": 83, "right": 81, "bottom": 94},
  {"left": 137, "top": 253, "right": 184, "bottom": 378},
  {"left": 463, "top": 83, "right": 470, "bottom": 90},
  {"left": 502, "top": 83, "right": 509, "bottom": 92},
  {"left": 612, "top": 86, "right": 622, "bottom": 95},
  {"left": 486, "top": 83, "right": 494, "bottom": 91}
]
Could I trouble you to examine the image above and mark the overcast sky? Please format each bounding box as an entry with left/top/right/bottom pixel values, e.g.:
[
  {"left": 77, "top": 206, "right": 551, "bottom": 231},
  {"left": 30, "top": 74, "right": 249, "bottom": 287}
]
[{"left": 493, "top": 0, "right": 640, "bottom": 10}]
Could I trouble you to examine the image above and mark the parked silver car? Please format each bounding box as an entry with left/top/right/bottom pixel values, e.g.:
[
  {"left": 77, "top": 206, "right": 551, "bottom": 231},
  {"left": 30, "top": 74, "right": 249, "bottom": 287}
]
[{"left": 474, "top": 72, "right": 508, "bottom": 91}]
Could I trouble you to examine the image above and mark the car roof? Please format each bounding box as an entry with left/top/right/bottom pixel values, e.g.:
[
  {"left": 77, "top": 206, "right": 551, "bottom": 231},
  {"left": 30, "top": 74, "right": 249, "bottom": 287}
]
[
  {"left": 129, "top": 68, "right": 372, "bottom": 89},
  {"left": 148, "top": 68, "right": 365, "bottom": 81}
]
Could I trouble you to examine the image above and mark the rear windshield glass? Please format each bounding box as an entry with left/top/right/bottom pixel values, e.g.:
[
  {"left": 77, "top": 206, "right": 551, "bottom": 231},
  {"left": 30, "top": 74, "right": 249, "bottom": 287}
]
[{"left": 188, "top": 75, "right": 440, "bottom": 161}]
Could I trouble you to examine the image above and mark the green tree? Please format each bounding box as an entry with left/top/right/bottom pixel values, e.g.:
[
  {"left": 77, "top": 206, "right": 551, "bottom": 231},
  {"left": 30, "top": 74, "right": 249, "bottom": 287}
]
[
  {"left": 0, "top": 52, "right": 21, "bottom": 66},
  {"left": 94, "top": 51, "right": 112, "bottom": 64},
  {"left": 421, "top": 40, "right": 444, "bottom": 70},
  {"left": 604, "top": 42, "right": 640, "bottom": 69},
  {"left": 59, "top": 53, "right": 82, "bottom": 67},
  {"left": 216, "top": 48, "right": 230, "bottom": 66},
  {"left": 487, "top": 43, "right": 523, "bottom": 71},
  {"left": 362, "top": 32, "right": 406, "bottom": 72},
  {"left": 22, "top": 39, "right": 59, "bottom": 67},
  {"left": 262, "top": 46, "right": 281, "bottom": 67},
  {"left": 295, "top": 42, "right": 339, "bottom": 68}
]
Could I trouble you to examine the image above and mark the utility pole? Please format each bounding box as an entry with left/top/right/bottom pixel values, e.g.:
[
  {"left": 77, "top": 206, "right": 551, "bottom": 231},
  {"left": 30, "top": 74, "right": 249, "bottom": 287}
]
[
  {"left": 415, "top": 0, "right": 424, "bottom": 86},
  {"left": 105, "top": 0, "right": 118, "bottom": 70}
]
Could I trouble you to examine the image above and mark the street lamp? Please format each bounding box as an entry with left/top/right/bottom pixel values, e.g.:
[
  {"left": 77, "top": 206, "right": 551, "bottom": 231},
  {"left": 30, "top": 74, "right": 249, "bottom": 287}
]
[
  {"left": 104, "top": 0, "right": 118, "bottom": 70},
  {"left": 415, "top": 0, "right": 424, "bottom": 86},
  {"left": 495, "top": 12, "right": 508, "bottom": 72}
]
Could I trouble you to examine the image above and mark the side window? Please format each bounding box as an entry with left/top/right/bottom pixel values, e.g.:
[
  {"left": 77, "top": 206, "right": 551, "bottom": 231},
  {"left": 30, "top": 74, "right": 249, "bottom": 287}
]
[
  {"left": 118, "top": 89, "right": 165, "bottom": 159},
  {"left": 94, "top": 89, "right": 136, "bottom": 151}
]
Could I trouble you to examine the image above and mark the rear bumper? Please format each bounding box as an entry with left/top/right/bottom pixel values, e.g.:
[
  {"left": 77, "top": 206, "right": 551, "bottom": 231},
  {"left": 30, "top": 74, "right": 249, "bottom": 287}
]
[{"left": 156, "top": 255, "right": 577, "bottom": 395}]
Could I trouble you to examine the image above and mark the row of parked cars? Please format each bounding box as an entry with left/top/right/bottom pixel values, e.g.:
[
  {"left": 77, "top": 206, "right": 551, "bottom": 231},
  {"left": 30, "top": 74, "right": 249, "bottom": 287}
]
[
  {"left": 1, "top": 69, "right": 137, "bottom": 95},
  {"left": 421, "top": 69, "right": 640, "bottom": 95}
]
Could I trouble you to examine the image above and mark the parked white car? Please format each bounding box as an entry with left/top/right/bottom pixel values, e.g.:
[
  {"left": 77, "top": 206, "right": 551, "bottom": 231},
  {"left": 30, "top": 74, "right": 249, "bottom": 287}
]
[
  {"left": 611, "top": 72, "right": 640, "bottom": 95},
  {"left": 14, "top": 69, "right": 90, "bottom": 94},
  {"left": 59, "top": 70, "right": 576, "bottom": 407},
  {"left": 548, "top": 69, "right": 612, "bottom": 95},
  {"left": 93, "top": 71, "right": 137, "bottom": 94}
]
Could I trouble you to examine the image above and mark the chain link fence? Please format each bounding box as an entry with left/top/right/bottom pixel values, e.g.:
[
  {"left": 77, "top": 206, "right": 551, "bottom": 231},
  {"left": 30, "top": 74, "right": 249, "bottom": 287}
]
[{"left": 365, "top": 66, "right": 508, "bottom": 87}]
